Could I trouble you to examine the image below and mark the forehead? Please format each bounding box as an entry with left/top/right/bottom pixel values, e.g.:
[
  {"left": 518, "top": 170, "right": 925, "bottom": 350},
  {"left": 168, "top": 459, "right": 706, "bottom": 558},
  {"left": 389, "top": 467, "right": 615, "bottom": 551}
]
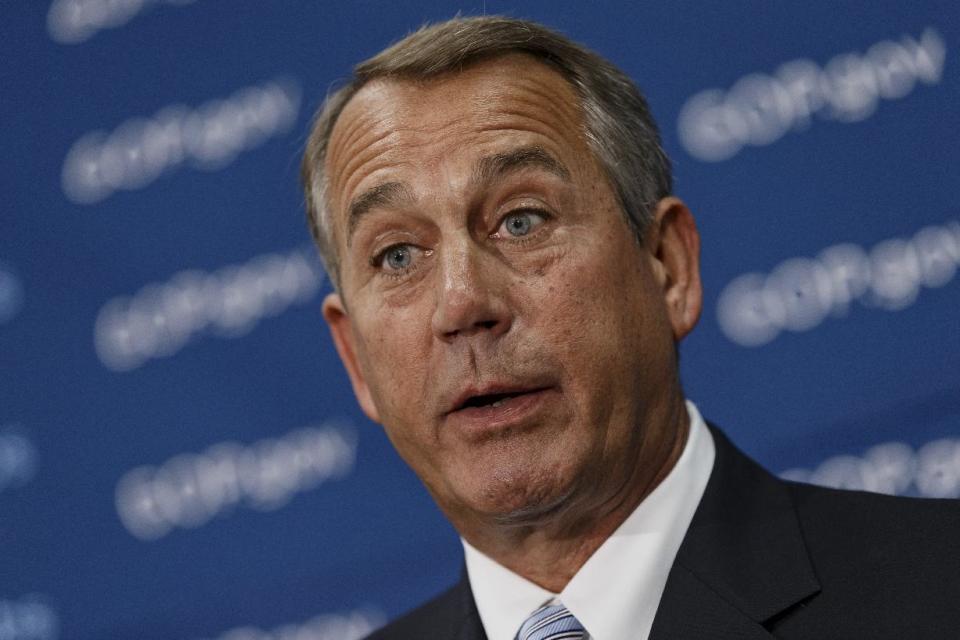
[
  {"left": 335, "top": 53, "right": 584, "bottom": 144},
  {"left": 324, "top": 54, "right": 589, "bottom": 221}
]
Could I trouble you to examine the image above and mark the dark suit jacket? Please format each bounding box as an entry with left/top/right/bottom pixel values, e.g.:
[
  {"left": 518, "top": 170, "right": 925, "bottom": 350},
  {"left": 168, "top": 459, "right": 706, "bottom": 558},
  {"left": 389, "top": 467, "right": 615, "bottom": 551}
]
[{"left": 366, "top": 426, "right": 960, "bottom": 639}]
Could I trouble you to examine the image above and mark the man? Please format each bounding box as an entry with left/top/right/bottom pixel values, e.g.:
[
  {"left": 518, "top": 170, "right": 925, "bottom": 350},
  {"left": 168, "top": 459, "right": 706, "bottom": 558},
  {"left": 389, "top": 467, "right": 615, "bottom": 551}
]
[{"left": 300, "top": 16, "right": 960, "bottom": 640}]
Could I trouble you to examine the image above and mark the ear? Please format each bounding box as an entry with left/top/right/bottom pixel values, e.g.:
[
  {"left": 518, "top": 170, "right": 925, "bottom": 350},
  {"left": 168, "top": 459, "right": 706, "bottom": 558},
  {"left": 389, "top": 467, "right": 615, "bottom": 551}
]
[
  {"left": 322, "top": 293, "right": 382, "bottom": 423},
  {"left": 647, "top": 197, "right": 703, "bottom": 340}
]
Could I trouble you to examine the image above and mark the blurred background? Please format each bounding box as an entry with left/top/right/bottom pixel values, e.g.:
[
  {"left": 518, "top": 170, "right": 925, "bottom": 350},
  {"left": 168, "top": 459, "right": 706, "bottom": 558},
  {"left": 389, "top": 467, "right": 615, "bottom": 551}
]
[{"left": 2, "top": 1, "right": 958, "bottom": 638}]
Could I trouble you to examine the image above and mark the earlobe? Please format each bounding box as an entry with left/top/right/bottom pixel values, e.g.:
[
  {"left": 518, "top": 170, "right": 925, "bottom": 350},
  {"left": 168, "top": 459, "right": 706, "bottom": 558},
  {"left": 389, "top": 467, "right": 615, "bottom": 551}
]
[
  {"left": 322, "top": 293, "right": 382, "bottom": 423},
  {"left": 650, "top": 197, "right": 703, "bottom": 340}
]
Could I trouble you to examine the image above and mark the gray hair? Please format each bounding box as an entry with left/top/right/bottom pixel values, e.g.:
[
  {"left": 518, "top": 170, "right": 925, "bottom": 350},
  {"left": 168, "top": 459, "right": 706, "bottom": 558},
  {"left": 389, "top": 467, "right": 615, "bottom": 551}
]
[{"left": 301, "top": 15, "right": 672, "bottom": 286}]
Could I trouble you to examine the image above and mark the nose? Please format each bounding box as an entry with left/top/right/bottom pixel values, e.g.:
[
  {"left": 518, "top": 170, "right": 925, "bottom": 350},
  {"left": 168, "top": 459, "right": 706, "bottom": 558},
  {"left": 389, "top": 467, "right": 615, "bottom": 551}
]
[{"left": 431, "top": 242, "right": 513, "bottom": 342}]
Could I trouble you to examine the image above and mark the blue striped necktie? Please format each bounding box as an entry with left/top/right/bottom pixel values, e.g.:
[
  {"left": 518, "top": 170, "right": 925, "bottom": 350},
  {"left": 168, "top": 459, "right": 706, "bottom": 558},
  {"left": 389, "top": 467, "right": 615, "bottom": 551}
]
[{"left": 515, "top": 602, "right": 586, "bottom": 640}]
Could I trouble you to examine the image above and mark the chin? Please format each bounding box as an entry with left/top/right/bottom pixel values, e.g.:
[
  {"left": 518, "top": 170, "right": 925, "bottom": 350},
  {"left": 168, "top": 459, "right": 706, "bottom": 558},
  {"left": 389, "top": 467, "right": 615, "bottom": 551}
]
[
  {"left": 459, "top": 460, "right": 582, "bottom": 528},
  {"left": 489, "top": 488, "right": 576, "bottom": 528}
]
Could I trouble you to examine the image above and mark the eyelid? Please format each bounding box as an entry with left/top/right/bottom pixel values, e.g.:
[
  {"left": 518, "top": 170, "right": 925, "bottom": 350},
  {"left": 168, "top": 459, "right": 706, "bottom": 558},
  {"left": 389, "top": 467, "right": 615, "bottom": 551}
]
[{"left": 366, "top": 227, "right": 422, "bottom": 265}]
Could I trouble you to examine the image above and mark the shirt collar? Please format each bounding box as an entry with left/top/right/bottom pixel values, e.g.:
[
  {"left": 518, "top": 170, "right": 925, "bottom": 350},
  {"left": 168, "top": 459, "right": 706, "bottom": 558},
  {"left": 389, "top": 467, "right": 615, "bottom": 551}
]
[{"left": 462, "top": 400, "right": 715, "bottom": 640}]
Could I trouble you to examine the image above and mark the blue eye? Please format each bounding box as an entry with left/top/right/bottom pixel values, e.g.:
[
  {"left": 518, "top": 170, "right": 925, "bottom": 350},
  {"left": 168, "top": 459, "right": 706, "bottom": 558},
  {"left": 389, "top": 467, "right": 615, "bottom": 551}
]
[
  {"left": 374, "top": 243, "right": 428, "bottom": 275},
  {"left": 500, "top": 210, "right": 546, "bottom": 237},
  {"left": 383, "top": 245, "right": 412, "bottom": 270}
]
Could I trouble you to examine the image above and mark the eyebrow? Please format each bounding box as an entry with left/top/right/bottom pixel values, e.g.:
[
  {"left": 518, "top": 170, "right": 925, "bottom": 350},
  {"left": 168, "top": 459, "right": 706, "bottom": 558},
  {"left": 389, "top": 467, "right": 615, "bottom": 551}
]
[
  {"left": 474, "top": 145, "right": 571, "bottom": 186},
  {"left": 344, "top": 145, "right": 571, "bottom": 245},
  {"left": 347, "top": 181, "right": 415, "bottom": 245}
]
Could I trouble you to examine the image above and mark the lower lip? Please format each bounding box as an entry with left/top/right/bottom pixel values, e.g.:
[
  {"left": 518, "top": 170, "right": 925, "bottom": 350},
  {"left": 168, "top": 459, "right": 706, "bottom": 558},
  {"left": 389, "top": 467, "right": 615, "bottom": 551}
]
[{"left": 444, "top": 388, "right": 554, "bottom": 437}]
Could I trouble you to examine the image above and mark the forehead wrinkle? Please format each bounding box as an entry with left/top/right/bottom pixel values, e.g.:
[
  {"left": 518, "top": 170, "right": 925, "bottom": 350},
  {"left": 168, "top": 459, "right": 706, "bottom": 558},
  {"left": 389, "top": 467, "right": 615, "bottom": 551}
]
[
  {"left": 493, "top": 69, "right": 583, "bottom": 121},
  {"left": 333, "top": 129, "right": 415, "bottom": 231},
  {"left": 339, "top": 134, "right": 452, "bottom": 209},
  {"left": 338, "top": 130, "right": 399, "bottom": 193},
  {"left": 470, "top": 96, "right": 586, "bottom": 162},
  {"left": 329, "top": 99, "right": 388, "bottom": 173},
  {"left": 493, "top": 96, "right": 583, "bottom": 146},
  {"left": 473, "top": 112, "right": 576, "bottom": 147},
  {"left": 327, "top": 121, "right": 391, "bottom": 227},
  {"left": 336, "top": 106, "right": 469, "bottom": 193},
  {"left": 343, "top": 116, "right": 478, "bottom": 192}
]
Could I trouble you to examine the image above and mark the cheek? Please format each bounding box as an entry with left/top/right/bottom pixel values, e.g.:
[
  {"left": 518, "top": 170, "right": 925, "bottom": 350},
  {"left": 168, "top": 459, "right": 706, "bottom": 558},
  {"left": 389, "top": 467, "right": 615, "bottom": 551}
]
[
  {"left": 353, "top": 298, "right": 433, "bottom": 418},
  {"left": 527, "top": 230, "right": 668, "bottom": 386}
]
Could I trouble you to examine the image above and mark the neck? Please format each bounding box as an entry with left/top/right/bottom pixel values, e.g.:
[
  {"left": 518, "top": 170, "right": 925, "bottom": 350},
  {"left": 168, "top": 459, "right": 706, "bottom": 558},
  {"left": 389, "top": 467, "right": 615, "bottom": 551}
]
[{"left": 461, "top": 394, "right": 691, "bottom": 593}]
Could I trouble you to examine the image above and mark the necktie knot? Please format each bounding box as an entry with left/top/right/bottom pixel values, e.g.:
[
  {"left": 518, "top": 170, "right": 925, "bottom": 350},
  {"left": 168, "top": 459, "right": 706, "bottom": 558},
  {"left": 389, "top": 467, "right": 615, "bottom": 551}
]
[{"left": 515, "top": 602, "right": 586, "bottom": 640}]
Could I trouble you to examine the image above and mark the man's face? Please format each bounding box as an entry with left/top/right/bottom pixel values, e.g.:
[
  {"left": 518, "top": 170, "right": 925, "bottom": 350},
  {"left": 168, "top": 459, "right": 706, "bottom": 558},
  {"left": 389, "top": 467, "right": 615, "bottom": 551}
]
[{"left": 322, "top": 55, "right": 700, "bottom": 530}]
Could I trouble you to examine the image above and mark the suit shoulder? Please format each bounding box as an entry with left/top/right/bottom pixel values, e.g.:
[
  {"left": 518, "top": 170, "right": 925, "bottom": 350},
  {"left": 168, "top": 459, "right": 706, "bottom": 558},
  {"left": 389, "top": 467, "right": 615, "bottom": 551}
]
[
  {"left": 787, "top": 480, "right": 960, "bottom": 577},
  {"left": 363, "top": 581, "right": 473, "bottom": 640},
  {"left": 788, "top": 479, "right": 960, "bottom": 535},
  {"left": 769, "top": 482, "right": 960, "bottom": 634}
]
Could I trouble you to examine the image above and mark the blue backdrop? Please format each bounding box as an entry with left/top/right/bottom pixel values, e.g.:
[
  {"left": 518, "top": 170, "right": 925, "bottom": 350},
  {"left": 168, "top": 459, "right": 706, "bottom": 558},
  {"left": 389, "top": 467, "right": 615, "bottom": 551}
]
[{"left": 3, "top": 2, "right": 958, "bottom": 638}]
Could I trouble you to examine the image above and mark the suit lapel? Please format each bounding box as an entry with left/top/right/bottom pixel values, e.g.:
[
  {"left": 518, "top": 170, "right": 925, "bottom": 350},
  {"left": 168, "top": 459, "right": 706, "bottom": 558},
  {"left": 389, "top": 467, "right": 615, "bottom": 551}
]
[
  {"left": 650, "top": 564, "right": 776, "bottom": 639},
  {"left": 651, "top": 425, "right": 820, "bottom": 639},
  {"left": 453, "top": 570, "right": 488, "bottom": 640}
]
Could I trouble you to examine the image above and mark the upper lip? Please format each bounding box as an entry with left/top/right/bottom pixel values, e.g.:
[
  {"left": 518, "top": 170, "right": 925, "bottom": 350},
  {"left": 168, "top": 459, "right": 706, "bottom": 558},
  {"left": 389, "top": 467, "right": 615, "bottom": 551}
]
[{"left": 444, "top": 383, "right": 550, "bottom": 415}]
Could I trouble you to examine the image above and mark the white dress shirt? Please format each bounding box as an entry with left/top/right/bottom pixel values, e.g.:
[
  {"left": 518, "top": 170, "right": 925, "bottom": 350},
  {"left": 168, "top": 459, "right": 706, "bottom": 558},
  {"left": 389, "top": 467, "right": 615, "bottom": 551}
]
[{"left": 462, "top": 400, "right": 715, "bottom": 640}]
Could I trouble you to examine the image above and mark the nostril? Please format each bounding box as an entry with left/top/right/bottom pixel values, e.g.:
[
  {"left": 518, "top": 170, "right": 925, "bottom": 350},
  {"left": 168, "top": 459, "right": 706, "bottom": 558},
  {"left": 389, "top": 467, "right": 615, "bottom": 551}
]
[{"left": 477, "top": 319, "right": 499, "bottom": 330}]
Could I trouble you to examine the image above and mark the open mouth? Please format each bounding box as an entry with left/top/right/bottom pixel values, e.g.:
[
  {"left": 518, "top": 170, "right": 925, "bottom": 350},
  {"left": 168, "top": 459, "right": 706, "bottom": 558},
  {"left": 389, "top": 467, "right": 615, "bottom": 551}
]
[
  {"left": 452, "top": 387, "right": 550, "bottom": 413},
  {"left": 460, "top": 391, "right": 528, "bottom": 410},
  {"left": 444, "top": 385, "right": 553, "bottom": 432}
]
